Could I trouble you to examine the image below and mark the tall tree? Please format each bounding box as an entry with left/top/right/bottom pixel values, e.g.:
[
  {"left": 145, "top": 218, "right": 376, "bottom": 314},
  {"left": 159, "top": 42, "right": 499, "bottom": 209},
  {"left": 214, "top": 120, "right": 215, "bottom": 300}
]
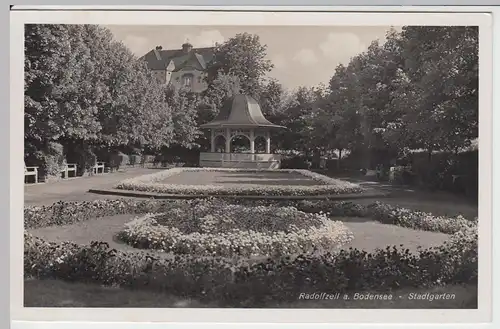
[
  {"left": 199, "top": 72, "right": 241, "bottom": 124},
  {"left": 385, "top": 26, "right": 479, "bottom": 154},
  {"left": 24, "top": 24, "right": 191, "bottom": 155},
  {"left": 259, "top": 78, "right": 285, "bottom": 118},
  {"left": 205, "top": 33, "right": 273, "bottom": 97}
]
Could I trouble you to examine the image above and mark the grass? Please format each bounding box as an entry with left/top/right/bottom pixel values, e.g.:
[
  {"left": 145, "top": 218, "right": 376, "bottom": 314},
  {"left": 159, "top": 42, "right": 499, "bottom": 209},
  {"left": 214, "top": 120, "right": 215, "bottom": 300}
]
[
  {"left": 158, "top": 170, "right": 321, "bottom": 187},
  {"left": 27, "top": 214, "right": 451, "bottom": 254},
  {"left": 24, "top": 169, "right": 479, "bottom": 310},
  {"left": 24, "top": 278, "right": 477, "bottom": 309}
]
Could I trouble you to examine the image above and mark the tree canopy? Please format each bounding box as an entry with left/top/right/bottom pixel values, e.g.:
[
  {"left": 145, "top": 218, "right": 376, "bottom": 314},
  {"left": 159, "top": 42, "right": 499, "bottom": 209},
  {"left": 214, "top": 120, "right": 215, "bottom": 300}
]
[
  {"left": 25, "top": 24, "right": 199, "bottom": 153},
  {"left": 25, "top": 24, "right": 478, "bottom": 170},
  {"left": 205, "top": 32, "right": 274, "bottom": 98},
  {"left": 298, "top": 26, "right": 478, "bottom": 166}
]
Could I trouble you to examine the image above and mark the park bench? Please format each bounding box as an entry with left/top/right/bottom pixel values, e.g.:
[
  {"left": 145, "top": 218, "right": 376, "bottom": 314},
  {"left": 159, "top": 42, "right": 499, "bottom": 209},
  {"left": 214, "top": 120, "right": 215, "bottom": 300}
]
[
  {"left": 61, "top": 163, "right": 78, "bottom": 179},
  {"left": 92, "top": 161, "right": 105, "bottom": 175},
  {"left": 24, "top": 162, "right": 39, "bottom": 184}
]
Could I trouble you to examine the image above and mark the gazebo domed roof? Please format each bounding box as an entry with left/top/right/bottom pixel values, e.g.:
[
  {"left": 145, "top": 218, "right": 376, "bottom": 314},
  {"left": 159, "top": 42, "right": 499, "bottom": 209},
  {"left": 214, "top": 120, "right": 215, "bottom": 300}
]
[{"left": 200, "top": 94, "right": 284, "bottom": 129}]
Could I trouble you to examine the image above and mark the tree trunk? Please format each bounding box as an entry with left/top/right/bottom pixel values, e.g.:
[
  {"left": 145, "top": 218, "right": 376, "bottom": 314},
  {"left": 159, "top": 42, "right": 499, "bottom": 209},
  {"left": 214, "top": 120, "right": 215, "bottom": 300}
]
[{"left": 337, "top": 149, "right": 342, "bottom": 170}]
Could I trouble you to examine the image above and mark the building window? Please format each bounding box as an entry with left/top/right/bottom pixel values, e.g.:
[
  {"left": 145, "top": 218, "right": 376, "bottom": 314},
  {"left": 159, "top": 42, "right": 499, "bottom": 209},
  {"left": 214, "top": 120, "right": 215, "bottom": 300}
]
[{"left": 182, "top": 74, "right": 194, "bottom": 88}]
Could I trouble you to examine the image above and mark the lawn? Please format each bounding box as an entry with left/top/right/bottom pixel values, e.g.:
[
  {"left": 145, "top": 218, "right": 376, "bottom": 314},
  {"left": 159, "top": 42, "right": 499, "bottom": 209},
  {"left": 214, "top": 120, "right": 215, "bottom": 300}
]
[
  {"left": 27, "top": 213, "right": 450, "bottom": 254},
  {"left": 23, "top": 171, "right": 478, "bottom": 309},
  {"left": 159, "top": 170, "right": 320, "bottom": 187}
]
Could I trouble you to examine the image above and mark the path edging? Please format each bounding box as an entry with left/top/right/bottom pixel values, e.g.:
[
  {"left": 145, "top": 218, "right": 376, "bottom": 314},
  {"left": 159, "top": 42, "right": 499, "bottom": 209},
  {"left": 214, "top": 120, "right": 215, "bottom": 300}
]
[{"left": 88, "top": 188, "right": 390, "bottom": 200}]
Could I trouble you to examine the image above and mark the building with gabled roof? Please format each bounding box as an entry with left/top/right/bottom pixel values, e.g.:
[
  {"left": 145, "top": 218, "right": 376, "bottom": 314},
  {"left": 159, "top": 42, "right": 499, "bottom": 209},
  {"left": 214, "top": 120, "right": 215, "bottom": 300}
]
[{"left": 140, "top": 42, "right": 215, "bottom": 92}]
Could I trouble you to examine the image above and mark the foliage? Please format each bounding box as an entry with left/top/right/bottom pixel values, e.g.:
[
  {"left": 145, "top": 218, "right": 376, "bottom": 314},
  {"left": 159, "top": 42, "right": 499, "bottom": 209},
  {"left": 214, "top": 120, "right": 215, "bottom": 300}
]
[
  {"left": 384, "top": 27, "right": 478, "bottom": 154},
  {"left": 259, "top": 78, "right": 286, "bottom": 117},
  {"left": 199, "top": 73, "right": 241, "bottom": 123},
  {"left": 107, "top": 151, "right": 129, "bottom": 170},
  {"left": 297, "top": 26, "right": 478, "bottom": 171},
  {"left": 164, "top": 86, "right": 201, "bottom": 148},
  {"left": 205, "top": 33, "right": 273, "bottom": 98},
  {"left": 117, "top": 201, "right": 353, "bottom": 257},
  {"left": 24, "top": 223, "right": 477, "bottom": 304},
  {"left": 40, "top": 142, "right": 66, "bottom": 177},
  {"left": 24, "top": 24, "right": 195, "bottom": 160},
  {"left": 270, "top": 86, "right": 328, "bottom": 154},
  {"left": 293, "top": 200, "right": 475, "bottom": 235},
  {"left": 25, "top": 234, "right": 233, "bottom": 298},
  {"left": 25, "top": 196, "right": 475, "bottom": 237},
  {"left": 24, "top": 196, "right": 477, "bottom": 304}
]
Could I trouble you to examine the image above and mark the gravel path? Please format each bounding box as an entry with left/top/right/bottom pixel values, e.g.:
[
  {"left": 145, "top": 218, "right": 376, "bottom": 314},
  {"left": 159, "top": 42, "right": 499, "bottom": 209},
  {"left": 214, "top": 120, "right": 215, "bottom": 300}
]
[{"left": 24, "top": 168, "right": 158, "bottom": 206}]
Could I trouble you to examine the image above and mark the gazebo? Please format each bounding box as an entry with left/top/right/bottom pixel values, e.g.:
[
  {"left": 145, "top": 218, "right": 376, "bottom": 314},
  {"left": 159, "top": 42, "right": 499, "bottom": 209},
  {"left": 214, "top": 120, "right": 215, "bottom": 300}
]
[{"left": 199, "top": 94, "right": 285, "bottom": 169}]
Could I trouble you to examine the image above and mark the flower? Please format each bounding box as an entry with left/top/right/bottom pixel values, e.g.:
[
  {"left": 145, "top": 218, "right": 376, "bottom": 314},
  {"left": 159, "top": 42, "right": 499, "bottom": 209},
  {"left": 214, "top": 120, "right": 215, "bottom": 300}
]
[
  {"left": 114, "top": 168, "right": 364, "bottom": 196},
  {"left": 117, "top": 201, "right": 354, "bottom": 257}
]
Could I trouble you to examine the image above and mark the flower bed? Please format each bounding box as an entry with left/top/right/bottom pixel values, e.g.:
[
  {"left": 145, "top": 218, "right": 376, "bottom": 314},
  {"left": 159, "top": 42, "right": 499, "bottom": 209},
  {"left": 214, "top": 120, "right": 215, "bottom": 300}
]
[
  {"left": 24, "top": 199, "right": 180, "bottom": 229},
  {"left": 116, "top": 202, "right": 354, "bottom": 257},
  {"left": 24, "top": 198, "right": 476, "bottom": 235},
  {"left": 24, "top": 198, "right": 478, "bottom": 305},
  {"left": 292, "top": 200, "right": 477, "bottom": 234},
  {"left": 25, "top": 223, "right": 477, "bottom": 306},
  {"left": 113, "top": 168, "right": 364, "bottom": 196}
]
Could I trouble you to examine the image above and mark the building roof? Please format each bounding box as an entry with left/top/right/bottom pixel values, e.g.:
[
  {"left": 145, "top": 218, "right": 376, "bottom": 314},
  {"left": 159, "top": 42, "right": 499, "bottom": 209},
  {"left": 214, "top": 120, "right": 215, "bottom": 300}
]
[
  {"left": 200, "top": 94, "right": 285, "bottom": 129},
  {"left": 140, "top": 46, "right": 215, "bottom": 71}
]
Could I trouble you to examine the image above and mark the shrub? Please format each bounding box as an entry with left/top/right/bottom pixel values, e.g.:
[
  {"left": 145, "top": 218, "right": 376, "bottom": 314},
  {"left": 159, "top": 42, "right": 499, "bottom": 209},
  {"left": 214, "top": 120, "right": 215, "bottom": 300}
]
[
  {"left": 24, "top": 198, "right": 478, "bottom": 305},
  {"left": 143, "top": 155, "right": 156, "bottom": 164},
  {"left": 108, "top": 151, "right": 129, "bottom": 170},
  {"left": 280, "top": 156, "right": 311, "bottom": 169},
  {"left": 24, "top": 223, "right": 478, "bottom": 305},
  {"left": 129, "top": 155, "right": 141, "bottom": 166},
  {"left": 27, "top": 142, "right": 66, "bottom": 179},
  {"left": 24, "top": 233, "right": 233, "bottom": 298}
]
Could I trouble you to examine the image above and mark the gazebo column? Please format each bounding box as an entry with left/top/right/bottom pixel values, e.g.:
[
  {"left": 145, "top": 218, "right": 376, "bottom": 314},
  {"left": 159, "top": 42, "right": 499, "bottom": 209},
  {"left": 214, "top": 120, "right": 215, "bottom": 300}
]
[
  {"left": 266, "top": 131, "right": 271, "bottom": 154},
  {"left": 225, "top": 128, "right": 231, "bottom": 153},
  {"left": 250, "top": 129, "right": 255, "bottom": 154},
  {"left": 210, "top": 129, "right": 215, "bottom": 153}
]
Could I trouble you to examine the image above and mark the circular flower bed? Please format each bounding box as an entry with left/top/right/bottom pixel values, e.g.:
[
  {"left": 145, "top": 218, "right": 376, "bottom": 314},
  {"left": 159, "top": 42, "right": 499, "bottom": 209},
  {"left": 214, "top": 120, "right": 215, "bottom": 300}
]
[{"left": 117, "top": 201, "right": 354, "bottom": 257}]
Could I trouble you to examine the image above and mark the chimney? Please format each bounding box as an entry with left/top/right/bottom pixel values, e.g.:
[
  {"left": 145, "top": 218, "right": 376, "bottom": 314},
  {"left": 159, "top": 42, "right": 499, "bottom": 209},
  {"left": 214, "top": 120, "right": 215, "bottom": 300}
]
[
  {"left": 155, "top": 45, "right": 163, "bottom": 50},
  {"left": 182, "top": 42, "right": 193, "bottom": 53}
]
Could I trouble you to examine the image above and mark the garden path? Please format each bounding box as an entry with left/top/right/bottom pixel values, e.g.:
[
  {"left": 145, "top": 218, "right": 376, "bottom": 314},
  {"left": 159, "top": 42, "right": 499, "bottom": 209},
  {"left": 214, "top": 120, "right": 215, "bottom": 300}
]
[
  {"left": 329, "top": 175, "right": 478, "bottom": 219},
  {"left": 24, "top": 168, "right": 157, "bottom": 206}
]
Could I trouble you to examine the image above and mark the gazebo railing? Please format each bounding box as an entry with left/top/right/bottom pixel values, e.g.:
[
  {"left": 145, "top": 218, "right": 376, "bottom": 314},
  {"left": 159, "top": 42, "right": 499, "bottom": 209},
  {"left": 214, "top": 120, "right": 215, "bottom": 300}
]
[{"left": 200, "top": 152, "right": 281, "bottom": 162}]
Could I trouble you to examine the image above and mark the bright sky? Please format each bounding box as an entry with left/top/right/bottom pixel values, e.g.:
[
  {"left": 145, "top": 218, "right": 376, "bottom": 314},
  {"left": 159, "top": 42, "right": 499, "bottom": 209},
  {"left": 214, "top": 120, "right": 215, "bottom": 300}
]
[{"left": 106, "top": 25, "right": 400, "bottom": 90}]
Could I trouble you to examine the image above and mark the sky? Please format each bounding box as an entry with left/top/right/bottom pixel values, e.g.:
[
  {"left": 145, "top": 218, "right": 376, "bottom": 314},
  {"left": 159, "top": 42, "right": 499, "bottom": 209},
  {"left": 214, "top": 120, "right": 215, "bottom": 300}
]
[{"left": 106, "top": 25, "right": 400, "bottom": 90}]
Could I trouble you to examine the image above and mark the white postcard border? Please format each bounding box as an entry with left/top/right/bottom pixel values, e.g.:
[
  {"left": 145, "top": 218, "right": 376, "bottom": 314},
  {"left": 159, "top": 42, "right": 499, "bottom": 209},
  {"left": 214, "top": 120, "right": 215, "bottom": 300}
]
[{"left": 9, "top": 6, "right": 495, "bottom": 326}]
